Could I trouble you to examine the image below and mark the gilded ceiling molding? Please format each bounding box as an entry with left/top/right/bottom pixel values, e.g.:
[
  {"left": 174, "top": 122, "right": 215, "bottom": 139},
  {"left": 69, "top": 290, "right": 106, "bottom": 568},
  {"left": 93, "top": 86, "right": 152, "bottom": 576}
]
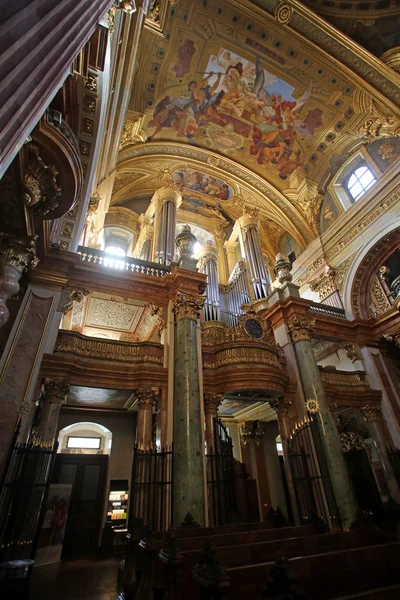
[
  {"left": 249, "top": 0, "right": 400, "bottom": 109},
  {"left": 118, "top": 143, "right": 312, "bottom": 245}
]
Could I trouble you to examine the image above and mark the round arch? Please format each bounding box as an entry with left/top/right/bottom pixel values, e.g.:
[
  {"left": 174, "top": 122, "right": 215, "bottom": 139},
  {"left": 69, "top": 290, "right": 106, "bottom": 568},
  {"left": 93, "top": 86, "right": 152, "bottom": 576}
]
[
  {"left": 342, "top": 225, "right": 400, "bottom": 319},
  {"left": 57, "top": 422, "right": 113, "bottom": 455}
]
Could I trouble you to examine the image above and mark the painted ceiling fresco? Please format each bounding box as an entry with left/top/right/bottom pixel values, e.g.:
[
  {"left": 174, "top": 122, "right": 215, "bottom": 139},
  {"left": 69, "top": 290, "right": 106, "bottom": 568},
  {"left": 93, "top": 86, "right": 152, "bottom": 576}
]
[
  {"left": 172, "top": 168, "right": 233, "bottom": 200},
  {"left": 147, "top": 46, "right": 323, "bottom": 180}
]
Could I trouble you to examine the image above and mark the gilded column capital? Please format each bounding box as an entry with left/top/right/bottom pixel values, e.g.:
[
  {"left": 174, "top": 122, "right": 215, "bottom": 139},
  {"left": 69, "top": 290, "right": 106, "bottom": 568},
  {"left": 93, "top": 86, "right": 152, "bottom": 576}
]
[
  {"left": 63, "top": 289, "right": 90, "bottom": 315},
  {"left": 0, "top": 233, "right": 39, "bottom": 273},
  {"left": 269, "top": 398, "right": 292, "bottom": 416},
  {"left": 204, "top": 393, "right": 224, "bottom": 415},
  {"left": 287, "top": 315, "right": 315, "bottom": 342},
  {"left": 136, "top": 387, "right": 159, "bottom": 410},
  {"left": 360, "top": 404, "right": 381, "bottom": 421},
  {"left": 43, "top": 378, "right": 70, "bottom": 404},
  {"left": 173, "top": 291, "right": 205, "bottom": 321}
]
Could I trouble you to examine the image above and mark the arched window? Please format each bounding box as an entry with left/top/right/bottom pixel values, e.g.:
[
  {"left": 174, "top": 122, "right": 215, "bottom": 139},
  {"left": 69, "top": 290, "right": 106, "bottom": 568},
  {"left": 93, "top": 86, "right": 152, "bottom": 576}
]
[{"left": 347, "top": 166, "right": 376, "bottom": 201}]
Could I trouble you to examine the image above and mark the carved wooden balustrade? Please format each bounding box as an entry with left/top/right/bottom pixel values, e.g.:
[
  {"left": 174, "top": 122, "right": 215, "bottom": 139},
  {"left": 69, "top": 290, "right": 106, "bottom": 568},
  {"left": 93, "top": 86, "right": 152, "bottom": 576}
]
[
  {"left": 77, "top": 246, "right": 171, "bottom": 278},
  {"left": 319, "top": 366, "right": 381, "bottom": 408},
  {"left": 41, "top": 330, "right": 167, "bottom": 389},
  {"left": 201, "top": 319, "right": 289, "bottom": 396}
]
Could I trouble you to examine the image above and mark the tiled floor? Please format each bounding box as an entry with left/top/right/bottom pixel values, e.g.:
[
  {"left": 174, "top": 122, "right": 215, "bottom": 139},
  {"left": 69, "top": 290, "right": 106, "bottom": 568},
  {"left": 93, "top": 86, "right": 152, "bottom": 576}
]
[{"left": 30, "top": 558, "right": 121, "bottom": 600}]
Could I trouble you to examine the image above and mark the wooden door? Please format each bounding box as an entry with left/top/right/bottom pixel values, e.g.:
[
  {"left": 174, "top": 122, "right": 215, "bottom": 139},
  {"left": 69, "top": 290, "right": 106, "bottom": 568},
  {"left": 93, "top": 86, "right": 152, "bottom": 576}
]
[{"left": 53, "top": 454, "right": 108, "bottom": 558}]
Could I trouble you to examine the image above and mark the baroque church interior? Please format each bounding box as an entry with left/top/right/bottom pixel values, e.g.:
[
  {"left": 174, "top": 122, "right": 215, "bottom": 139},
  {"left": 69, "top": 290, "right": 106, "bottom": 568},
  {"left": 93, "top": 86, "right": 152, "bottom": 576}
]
[{"left": 1, "top": 0, "right": 400, "bottom": 598}]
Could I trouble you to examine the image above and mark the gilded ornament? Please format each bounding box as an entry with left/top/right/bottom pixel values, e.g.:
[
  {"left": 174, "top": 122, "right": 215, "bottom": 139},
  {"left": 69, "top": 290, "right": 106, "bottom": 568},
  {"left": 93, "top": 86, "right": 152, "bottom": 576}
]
[
  {"left": 321, "top": 371, "right": 364, "bottom": 387},
  {"left": 269, "top": 398, "right": 292, "bottom": 416},
  {"left": 85, "top": 75, "right": 97, "bottom": 92},
  {"left": 23, "top": 143, "right": 62, "bottom": 216},
  {"left": 287, "top": 315, "right": 315, "bottom": 342},
  {"left": 360, "top": 404, "right": 381, "bottom": 421},
  {"left": 173, "top": 291, "right": 205, "bottom": 321},
  {"left": 55, "top": 334, "right": 164, "bottom": 364},
  {"left": 43, "top": 378, "right": 70, "bottom": 403},
  {"left": 0, "top": 233, "right": 39, "bottom": 273},
  {"left": 63, "top": 289, "right": 90, "bottom": 316},
  {"left": 207, "top": 155, "right": 220, "bottom": 167},
  {"left": 275, "top": 1, "right": 294, "bottom": 25},
  {"left": 204, "top": 393, "right": 224, "bottom": 414},
  {"left": 136, "top": 387, "right": 159, "bottom": 409},
  {"left": 361, "top": 114, "right": 400, "bottom": 142},
  {"left": 340, "top": 341, "right": 361, "bottom": 363},
  {"left": 378, "top": 141, "right": 396, "bottom": 160},
  {"left": 305, "top": 397, "right": 320, "bottom": 414}
]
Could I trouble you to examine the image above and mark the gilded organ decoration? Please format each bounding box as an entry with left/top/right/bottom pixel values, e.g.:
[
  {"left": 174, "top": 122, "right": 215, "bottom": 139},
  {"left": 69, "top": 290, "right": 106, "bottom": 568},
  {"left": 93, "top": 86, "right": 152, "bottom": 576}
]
[{"left": 23, "top": 143, "right": 62, "bottom": 216}]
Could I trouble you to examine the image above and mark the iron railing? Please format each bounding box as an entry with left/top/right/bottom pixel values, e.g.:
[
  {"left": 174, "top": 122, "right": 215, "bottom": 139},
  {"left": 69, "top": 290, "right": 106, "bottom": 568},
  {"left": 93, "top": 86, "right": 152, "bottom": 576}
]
[
  {"left": 128, "top": 446, "right": 173, "bottom": 532},
  {"left": 0, "top": 421, "right": 57, "bottom": 561},
  {"left": 288, "top": 416, "right": 341, "bottom": 531},
  {"left": 307, "top": 302, "right": 347, "bottom": 320},
  {"left": 77, "top": 246, "right": 171, "bottom": 278},
  {"left": 206, "top": 419, "right": 237, "bottom": 527}
]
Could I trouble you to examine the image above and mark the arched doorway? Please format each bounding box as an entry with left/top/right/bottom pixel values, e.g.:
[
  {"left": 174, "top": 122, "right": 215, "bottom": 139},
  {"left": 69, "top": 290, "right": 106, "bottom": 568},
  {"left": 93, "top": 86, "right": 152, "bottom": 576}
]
[{"left": 52, "top": 422, "right": 112, "bottom": 558}]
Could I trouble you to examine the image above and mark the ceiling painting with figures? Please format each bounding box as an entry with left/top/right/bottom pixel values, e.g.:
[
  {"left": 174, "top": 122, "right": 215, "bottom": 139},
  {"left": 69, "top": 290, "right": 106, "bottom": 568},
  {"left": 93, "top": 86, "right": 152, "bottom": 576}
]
[{"left": 140, "top": 19, "right": 332, "bottom": 186}]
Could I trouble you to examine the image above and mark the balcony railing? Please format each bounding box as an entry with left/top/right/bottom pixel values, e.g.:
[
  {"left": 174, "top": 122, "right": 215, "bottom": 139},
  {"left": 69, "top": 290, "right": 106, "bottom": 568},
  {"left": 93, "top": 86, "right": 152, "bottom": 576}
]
[
  {"left": 307, "top": 302, "right": 347, "bottom": 320},
  {"left": 77, "top": 246, "right": 171, "bottom": 278}
]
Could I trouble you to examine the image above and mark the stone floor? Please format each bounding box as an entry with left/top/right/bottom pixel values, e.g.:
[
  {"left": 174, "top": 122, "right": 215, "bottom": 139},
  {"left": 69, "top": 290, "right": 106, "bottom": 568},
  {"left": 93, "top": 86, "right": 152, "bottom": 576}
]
[{"left": 30, "top": 558, "right": 121, "bottom": 600}]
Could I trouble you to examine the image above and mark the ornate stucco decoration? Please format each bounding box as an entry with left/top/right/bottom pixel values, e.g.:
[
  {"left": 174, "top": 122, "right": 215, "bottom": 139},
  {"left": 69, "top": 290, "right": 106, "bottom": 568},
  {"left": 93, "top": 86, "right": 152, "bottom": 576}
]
[
  {"left": 55, "top": 334, "right": 164, "bottom": 364},
  {"left": 136, "top": 387, "right": 160, "bottom": 410},
  {"left": 23, "top": 143, "right": 62, "bottom": 216},
  {"left": 340, "top": 341, "right": 361, "bottom": 363},
  {"left": 63, "top": 289, "right": 90, "bottom": 316},
  {"left": 240, "top": 421, "right": 265, "bottom": 446},
  {"left": 309, "top": 266, "right": 337, "bottom": 302},
  {"left": 321, "top": 371, "right": 365, "bottom": 387},
  {"left": 0, "top": 233, "right": 39, "bottom": 274},
  {"left": 361, "top": 113, "right": 400, "bottom": 142},
  {"left": 173, "top": 291, "right": 205, "bottom": 321},
  {"left": 340, "top": 432, "right": 371, "bottom": 459},
  {"left": 144, "top": 0, "right": 170, "bottom": 36},
  {"left": 383, "top": 333, "right": 400, "bottom": 348},
  {"left": 287, "top": 316, "right": 315, "bottom": 342},
  {"left": 269, "top": 398, "right": 292, "bottom": 416},
  {"left": 116, "top": 0, "right": 136, "bottom": 14},
  {"left": 360, "top": 404, "right": 381, "bottom": 422},
  {"left": 204, "top": 393, "right": 224, "bottom": 414},
  {"left": 203, "top": 347, "right": 280, "bottom": 370},
  {"left": 119, "top": 116, "right": 146, "bottom": 149},
  {"left": 275, "top": 0, "right": 294, "bottom": 25},
  {"left": 43, "top": 378, "right": 70, "bottom": 404}
]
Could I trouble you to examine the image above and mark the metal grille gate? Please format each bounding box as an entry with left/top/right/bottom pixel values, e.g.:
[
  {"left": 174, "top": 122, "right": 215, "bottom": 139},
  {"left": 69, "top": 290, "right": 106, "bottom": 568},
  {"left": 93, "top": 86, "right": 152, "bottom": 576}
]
[
  {"left": 129, "top": 446, "right": 172, "bottom": 531},
  {"left": 0, "top": 420, "right": 57, "bottom": 561},
  {"left": 206, "top": 419, "right": 237, "bottom": 527},
  {"left": 288, "top": 416, "right": 341, "bottom": 530}
]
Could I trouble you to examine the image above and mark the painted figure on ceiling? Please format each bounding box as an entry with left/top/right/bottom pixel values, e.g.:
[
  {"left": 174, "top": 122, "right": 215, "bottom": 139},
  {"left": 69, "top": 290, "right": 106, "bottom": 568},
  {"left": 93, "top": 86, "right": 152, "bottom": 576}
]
[{"left": 148, "top": 47, "right": 323, "bottom": 179}]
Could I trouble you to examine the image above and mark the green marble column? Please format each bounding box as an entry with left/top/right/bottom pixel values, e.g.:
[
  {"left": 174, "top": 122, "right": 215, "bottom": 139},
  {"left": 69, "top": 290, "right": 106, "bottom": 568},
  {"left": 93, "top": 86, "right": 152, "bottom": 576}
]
[
  {"left": 288, "top": 316, "right": 358, "bottom": 529},
  {"left": 172, "top": 291, "right": 206, "bottom": 526}
]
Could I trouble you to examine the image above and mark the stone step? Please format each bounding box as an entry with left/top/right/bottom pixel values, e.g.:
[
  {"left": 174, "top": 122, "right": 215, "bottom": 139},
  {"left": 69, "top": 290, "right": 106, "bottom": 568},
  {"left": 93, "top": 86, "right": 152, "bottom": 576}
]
[{"left": 226, "top": 541, "right": 400, "bottom": 599}]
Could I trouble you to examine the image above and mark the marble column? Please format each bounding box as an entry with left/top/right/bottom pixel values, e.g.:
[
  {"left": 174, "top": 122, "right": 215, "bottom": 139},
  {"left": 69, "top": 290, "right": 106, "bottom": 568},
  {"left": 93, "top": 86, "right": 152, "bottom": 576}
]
[
  {"left": 269, "top": 398, "right": 300, "bottom": 524},
  {"left": 204, "top": 393, "right": 223, "bottom": 451},
  {"left": 238, "top": 214, "right": 271, "bottom": 300},
  {"left": 288, "top": 315, "right": 358, "bottom": 528},
  {"left": 198, "top": 242, "right": 220, "bottom": 322},
  {"left": 154, "top": 186, "right": 182, "bottom": 265},
  {"left": 360, "top": 404, "right": 400, "bottom": 502},
  {"left": 136, "top": 388, "right": 159, "bottom": 450},
  {"left": 37, "top": 379, "right": 70, "bottom": 444},
  {"left": 172, "top": 291, "right": 206, "bottom": 526}
]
